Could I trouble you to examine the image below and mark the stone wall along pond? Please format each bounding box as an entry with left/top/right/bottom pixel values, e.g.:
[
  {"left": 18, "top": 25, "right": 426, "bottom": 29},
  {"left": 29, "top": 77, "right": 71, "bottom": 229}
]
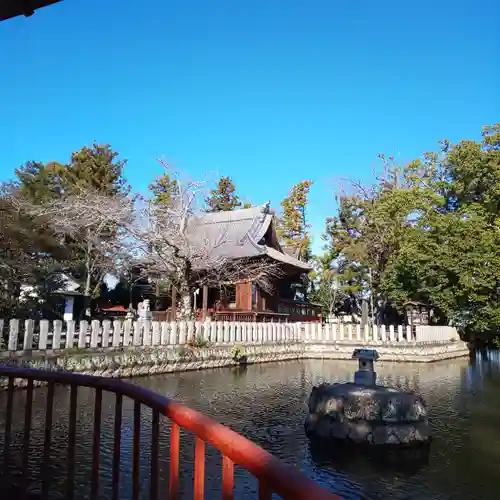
[{"left": 0, "top": 319, "right": 469, "bottom": 387}]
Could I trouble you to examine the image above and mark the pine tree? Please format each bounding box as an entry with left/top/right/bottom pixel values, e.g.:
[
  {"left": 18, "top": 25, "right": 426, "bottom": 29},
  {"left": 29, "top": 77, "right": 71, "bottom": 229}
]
[
  {"left": 278, "top": 180, "right": 313, "bottom": 261},
  {"left": 149, "top": 173, "right": 179, "bottom": 205},
  {"left": 11, "top": 144, "right": 130, "bottom": 317},
  {"left": 15, "top": 143, "right": 129, "bottom": 200},
  {"left": 66, "top": 143, "right": 130, "bottom": 196},
  {"left": 15, "top": 161, "right": 66, "bottom": 203},
  {"left": 205, "top": 176, "right": 242, "bottom": 212}
]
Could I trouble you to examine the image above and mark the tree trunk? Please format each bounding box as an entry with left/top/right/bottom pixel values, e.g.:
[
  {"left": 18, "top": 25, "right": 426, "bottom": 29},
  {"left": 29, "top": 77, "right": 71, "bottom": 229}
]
[
  {"left": 178, "top": 286, "right": 192, "bottom": 320},
  {"left": 84, "top": 249, "right": 92, "bottom": 318},
  {"left": 329, "top": 287, "right": 337, "bottom": 319},
  {"left": 176, "top": 259, "right": 193, "bottom": 320}
]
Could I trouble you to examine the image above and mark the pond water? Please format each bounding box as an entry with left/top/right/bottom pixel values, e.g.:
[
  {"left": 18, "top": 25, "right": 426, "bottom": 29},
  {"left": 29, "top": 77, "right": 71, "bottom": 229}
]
[{"left": 1, "top": 352, "right": 499, "bottom": 499}]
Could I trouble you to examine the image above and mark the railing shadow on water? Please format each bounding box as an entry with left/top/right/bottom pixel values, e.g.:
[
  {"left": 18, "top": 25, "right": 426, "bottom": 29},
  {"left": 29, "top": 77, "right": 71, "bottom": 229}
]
[{"left": 0, "top": 366, "right": 340, "bottom": 500}]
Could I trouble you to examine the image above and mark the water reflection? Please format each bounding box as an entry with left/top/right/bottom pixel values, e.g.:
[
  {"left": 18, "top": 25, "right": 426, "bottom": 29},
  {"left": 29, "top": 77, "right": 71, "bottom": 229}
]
[
  {"left": 309, "top": 441, "right": 431, "bottom": 475},
  {"left": 1, "top": 352, "right": 499, "bottom": 499}
]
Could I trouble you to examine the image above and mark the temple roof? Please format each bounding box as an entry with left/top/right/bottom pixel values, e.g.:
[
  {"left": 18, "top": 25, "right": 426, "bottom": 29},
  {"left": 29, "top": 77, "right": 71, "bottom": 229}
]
[
  {"left": 282, "top": 244, "right": 301, "bottom": 259},
  {"left": 188, "top": 203, "right": 312, "bottom": 272},
  {"left": 51, "top": 273, "right": 82, "bottom": 295}
]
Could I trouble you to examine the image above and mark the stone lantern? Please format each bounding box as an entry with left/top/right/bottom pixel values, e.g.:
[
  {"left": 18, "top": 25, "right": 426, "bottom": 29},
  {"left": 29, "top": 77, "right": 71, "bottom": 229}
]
[
  {"left": 305, "top": 347, "right": 431, "bottom": 447},
  {"left": 352, "top": 348, "right": 379, "bottom": 386}
]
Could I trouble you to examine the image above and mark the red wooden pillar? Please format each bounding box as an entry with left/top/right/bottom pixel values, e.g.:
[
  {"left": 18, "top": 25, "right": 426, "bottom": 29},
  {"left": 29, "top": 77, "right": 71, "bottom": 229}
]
[{"left": 235, "top": 281, "right": 252, "bottom": 310}]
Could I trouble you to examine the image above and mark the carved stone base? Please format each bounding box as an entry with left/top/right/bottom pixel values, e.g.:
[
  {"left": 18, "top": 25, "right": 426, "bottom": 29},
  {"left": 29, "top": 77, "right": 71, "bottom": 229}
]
[{"left": 305, "top": 382, "right": 431, "bottom": 446}]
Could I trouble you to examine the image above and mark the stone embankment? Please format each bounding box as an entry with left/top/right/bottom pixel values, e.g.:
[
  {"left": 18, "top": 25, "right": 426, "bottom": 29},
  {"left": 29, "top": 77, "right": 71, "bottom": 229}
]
[
  {"left": 0, "top": 339, "right": 469, "bottom": 388},
  {"left": 306, "top": 340, "right": 469, "bottom": 363}
]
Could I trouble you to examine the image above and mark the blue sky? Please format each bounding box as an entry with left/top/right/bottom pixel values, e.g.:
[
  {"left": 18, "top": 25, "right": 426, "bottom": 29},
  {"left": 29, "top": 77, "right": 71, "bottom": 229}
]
[{"left": 1, "top": 0, "right": 499, "bottom": 253}]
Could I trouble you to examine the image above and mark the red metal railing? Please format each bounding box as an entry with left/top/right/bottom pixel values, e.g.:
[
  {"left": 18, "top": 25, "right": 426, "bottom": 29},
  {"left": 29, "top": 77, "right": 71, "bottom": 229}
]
[{"left": 0, "top": 366, "right": 340, "bottom": 500}]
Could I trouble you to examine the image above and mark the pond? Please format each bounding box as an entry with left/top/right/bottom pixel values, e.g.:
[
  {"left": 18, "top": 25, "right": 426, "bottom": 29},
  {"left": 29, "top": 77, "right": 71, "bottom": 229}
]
[{"left": 1, "top": 352, "right": 499, "bottom": 499}]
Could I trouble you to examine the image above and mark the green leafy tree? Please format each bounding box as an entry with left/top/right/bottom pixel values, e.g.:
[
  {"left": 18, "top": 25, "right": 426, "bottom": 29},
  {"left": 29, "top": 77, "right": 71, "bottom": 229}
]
[
  {"left": 10, "top": 144, "right": 131, "bottom": 317},
  {"left": 14, "top": 143, "right": 129, "bottom": 201},
  {"left": 322, "top": 123, "right": 500, "bottom": 340},
  {"left": 324, "top": 153, "right": 448, "bottom": 322},
  {"left": 3, "top": 162, "right": 70, "bottom": 307},
  {"left": 381, "top": 125, "right": 500, "bottom": 339},
  {"left": 278, "top": 180, "right": 313, "bottom": 261},
  {"left": 383, "top": 206, "right": 500, "bottom": 334},
  {"left": 205, "top": 176, "right": 242, "bottom": 212},
  {"left": 444, "top": 123, "right": 500, "bottom": 218}
]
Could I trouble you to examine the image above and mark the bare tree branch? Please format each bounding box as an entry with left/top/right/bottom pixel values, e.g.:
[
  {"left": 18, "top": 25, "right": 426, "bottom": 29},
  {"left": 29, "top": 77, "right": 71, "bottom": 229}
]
[
  {"left": 11, "top": 162, "right": 284, "bottom": 319},
  {"left": 11, "top": 188, "right": 134, "bottom": 302},
  {"left": 125, "top": 163, "right": 283, "bottom": 316},
  {"left": 18, "top": 166, "right": 279, "bottom": 318}
]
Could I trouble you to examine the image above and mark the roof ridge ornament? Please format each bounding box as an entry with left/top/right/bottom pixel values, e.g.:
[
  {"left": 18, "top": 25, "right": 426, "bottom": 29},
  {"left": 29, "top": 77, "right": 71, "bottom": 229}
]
[{"left": 259, "top": 202, "right": 270, "bottom": 222}]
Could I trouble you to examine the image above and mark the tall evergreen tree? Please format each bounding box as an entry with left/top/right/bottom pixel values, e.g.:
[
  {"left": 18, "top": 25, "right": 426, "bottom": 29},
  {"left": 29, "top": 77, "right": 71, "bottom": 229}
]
[
  {"left": 66, "top": 143, "right": 130, "bottom": 196},
  {"left": 278, "top": 180, "right": 313, "bottom": 261},
  {"left": 205, "top": 176, "right": 242, "bottom": 212},
  {"left": 15, "top": 161, "right": 66, "bottom": 203},
  {"left": 149, "top": 173, "right": 179, "bottom": 205},
  {"left": 14, "top": 143, "right": 129, "bottom": 201},
  {"left": 10, "top": 144, "right": 131, "bottom": 318}
]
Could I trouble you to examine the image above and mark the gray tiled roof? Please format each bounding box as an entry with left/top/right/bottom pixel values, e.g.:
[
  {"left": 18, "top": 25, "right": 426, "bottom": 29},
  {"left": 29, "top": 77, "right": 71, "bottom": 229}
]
[
  {"left": 282, "top": 245, "right": 301, "bottom": 259},
  {"left": 188, "top": 203, "right": 312, "bottom": 271},
  {"left": 264, "top": 246, "right": 312, "bottom": 271},
  {"left": 51, "top": 273, "right": 82, "bottom": 295}
]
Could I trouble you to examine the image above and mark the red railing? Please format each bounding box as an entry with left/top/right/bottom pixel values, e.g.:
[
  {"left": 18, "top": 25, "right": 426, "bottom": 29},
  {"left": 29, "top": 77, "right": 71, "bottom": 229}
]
[
  {"left": 0, "top": 366, "right": 340, "bottom": 500},
  {"left": 212, "top": 310, "right": 290, "bottom": 323}
]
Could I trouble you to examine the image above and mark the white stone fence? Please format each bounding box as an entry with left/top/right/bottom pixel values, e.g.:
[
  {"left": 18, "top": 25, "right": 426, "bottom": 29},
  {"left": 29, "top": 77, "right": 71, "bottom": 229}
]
[
  {"left": 0, "top": 318, "right": 460, "bottom": 352},
  {"left": 303, "top": 323, "right": 460, "bottom": 344}
]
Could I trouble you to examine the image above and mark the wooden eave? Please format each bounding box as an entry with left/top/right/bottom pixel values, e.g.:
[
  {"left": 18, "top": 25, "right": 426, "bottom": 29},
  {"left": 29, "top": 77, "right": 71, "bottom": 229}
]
[{"left": 1, "top": 0, "right": 62, "bottom": 22}]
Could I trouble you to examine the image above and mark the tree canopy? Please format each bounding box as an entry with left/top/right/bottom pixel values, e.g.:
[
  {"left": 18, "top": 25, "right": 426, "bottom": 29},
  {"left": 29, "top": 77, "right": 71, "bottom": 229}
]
[
  {"left": 318, "top": 123, "right": 500, "bottom": 340},
  {"left": 204, "top": 176, "right": 242, "bottom": 212},
  {"left": 14, "top": 143, "right": 129, "bottom": 201},
  {"left": 3, "top": 124, "right": 500, "bottom": 339},
  {"left": 149, "top": 172, "right": 179, "bottom": 205},
  {"left": 278, "top": 180, "right": 313, "bottom": 261},
  {"left": 2, "top": 144, "right": 130, "bottom": 317}
]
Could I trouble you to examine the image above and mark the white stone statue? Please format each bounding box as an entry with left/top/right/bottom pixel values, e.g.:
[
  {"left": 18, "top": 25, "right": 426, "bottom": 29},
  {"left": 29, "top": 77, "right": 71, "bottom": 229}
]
[{"left": 138, "top": 299, "right": 152, "bottom": 319}]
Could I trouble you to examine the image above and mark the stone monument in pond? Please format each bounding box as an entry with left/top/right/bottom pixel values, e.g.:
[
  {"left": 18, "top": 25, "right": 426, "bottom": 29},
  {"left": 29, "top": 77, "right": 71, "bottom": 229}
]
[{"left": 305, "top": 349, "right": 431, "bottom": 446}]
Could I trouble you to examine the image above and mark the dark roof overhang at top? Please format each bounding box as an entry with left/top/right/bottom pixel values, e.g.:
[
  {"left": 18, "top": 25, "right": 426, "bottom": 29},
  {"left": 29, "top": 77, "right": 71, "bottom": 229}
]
[{"left": 0, "top": 0, "right": 62, "bottom": 22}]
